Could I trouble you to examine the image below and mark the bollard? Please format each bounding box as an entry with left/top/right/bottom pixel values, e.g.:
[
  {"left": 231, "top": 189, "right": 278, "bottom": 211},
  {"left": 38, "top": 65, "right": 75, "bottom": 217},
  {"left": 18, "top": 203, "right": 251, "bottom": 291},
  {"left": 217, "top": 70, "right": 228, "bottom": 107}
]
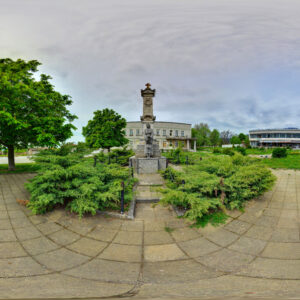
[
  {"left": 93, "top": 156, "right": 97, "bottom": 167},
  {"left": 200, "top": 157, "right": 202, "bottom": 161},
  {"left": 182, "top": 179, "right": 185, "bottom": 186},
  {"left": 120, "top": 181, "right": 125, "bottom": 214},
  {"left": 131, "top": 167, "right": 134, "bottom": 178}
]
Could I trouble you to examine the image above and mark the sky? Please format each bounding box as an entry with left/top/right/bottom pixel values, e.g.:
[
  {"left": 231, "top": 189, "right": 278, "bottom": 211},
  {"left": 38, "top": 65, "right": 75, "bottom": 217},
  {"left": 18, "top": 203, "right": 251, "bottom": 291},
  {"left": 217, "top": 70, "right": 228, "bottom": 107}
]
[{"left": 1, "top": 0, "right": 300, "bottom": 142}]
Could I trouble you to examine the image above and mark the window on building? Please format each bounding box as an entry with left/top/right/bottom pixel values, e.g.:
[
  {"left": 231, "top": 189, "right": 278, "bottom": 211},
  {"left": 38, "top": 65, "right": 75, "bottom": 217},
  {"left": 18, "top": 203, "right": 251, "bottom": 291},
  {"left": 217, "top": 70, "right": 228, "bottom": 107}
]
[
  {"left": 130, "top": 129, "right": 133, "bottom": 136},
  {"left": 136, "top": 129, "right": 140, "bottom": 136},
  {"left": 163, "top": 141, "right": 167, "bottom": 148},
  {"left": 175, "top": 130, "right": 178, "bottom": 137},
  {"left": 175, "top": 141, "right": 178, "bottom": 147},
  {"left": 163, "top": 129, "right": 166, "bottom": 136},
  {"left": 156, "top": 129, "right": 160, "bottom": 136},
  {"left": 181, "top": 131, "right": 184, "bottom": 137},
  {"left": 170, "top": 130, "right": 173, "bottom": 136}
]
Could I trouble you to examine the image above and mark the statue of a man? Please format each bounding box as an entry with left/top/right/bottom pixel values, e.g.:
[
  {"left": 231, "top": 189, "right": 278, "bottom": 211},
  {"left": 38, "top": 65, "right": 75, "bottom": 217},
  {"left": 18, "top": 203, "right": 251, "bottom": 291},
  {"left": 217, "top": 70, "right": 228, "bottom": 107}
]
[{"left": 144, "top": 123, "right": 154, "bottom": 158}]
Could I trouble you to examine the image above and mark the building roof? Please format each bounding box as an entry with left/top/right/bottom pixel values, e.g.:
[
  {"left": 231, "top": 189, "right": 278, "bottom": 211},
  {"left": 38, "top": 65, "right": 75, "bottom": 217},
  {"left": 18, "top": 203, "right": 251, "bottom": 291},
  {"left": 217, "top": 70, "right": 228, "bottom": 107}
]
[
  {"left": 127, "top": 121, "right": 192, "bottom": 125},
  {"left": 249, "top": 128, "right": 299, "bottom": 132}
]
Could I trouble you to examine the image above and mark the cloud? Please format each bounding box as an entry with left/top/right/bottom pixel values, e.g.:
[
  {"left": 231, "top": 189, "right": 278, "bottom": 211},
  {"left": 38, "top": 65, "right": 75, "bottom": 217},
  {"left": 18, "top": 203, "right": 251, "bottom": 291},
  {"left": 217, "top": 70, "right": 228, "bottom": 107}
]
[{"left": 1, "top": 0, "right": 300, "bottom": 141}]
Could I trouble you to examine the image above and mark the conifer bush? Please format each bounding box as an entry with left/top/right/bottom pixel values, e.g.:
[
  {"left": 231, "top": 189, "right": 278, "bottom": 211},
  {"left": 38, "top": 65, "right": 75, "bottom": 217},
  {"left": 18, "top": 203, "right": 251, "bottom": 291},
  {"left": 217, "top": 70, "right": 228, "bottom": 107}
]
[
  {"left": 26, "top": 150, "right": 136, "bottom": 217},
  {"left": 160, "top": 153, "right": 275, "bottom": 225}
]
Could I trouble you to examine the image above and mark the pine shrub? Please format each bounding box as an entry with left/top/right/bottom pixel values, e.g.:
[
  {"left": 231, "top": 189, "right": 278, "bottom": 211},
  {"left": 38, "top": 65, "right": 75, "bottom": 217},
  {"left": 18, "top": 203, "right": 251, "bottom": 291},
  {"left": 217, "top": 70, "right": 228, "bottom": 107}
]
[
  {"left": 26, "top": 152, "right": 136, "bottom": 217},
  {"left": 160, "top": 153, "right": 275, "bottom": 225}
]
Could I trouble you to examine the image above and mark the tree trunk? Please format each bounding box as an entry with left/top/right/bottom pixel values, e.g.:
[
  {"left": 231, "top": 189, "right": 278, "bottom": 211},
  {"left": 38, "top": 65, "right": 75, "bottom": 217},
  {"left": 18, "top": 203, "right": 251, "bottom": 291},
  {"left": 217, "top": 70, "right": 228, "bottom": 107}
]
[{"left": 8, "top": 145, "right": 15, "bottom": 171}]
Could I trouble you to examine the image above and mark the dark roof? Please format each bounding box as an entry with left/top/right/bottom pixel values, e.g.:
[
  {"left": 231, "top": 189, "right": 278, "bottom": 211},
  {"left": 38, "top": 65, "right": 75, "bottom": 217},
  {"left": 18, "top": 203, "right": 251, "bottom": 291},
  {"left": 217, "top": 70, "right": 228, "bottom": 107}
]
[{"left": 127, "top": 121, "right": 191, "bottom": 125}]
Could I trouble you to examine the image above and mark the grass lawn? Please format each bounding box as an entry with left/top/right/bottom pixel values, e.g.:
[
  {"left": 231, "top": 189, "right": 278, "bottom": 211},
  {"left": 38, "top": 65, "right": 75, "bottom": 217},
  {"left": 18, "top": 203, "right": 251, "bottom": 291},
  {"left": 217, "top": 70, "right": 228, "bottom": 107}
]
[
  {"left": 260, "top": 154, "right": 300, "bottom": 170},
  {"left": 0, "top": 163, "right": 38, "bottom": 174},
  {"left": 246, "top": 148, "right": 274, "bottom": 155}
]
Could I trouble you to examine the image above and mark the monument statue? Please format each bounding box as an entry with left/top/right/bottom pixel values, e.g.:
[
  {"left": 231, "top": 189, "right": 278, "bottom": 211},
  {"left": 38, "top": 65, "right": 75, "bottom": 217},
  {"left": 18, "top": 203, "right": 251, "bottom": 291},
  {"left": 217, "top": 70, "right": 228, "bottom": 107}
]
[
  {"left": 129, "top": 83, "right": 167, "bottom": 174},
  {"left": 144, "top": 123, "right": 154, "bottom": 158}
]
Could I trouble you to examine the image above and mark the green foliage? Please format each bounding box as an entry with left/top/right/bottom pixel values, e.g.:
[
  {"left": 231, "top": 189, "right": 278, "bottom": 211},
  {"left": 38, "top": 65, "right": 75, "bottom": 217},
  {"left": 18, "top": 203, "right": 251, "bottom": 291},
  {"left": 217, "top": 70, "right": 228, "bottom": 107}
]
[
  {"left": 162, "top": 148, "right": 194, "bottom": 165},
  {"left": 160, "top": 154, "right": 275, "bottom": 225},
  {"left": 235, "top": 146, "right": 246, "bottom": 156},
  {"left": 224, "top": 165, "right": 276, "bottom": 209},
  {"left": 222, "top": 148, "right": 235, "bottom": 156},
  {"left": 212, "top": 148, "right": 221, "bottom": 154},
  {"left": 26, "top": 152, "right": 136, "bottom": 217},
  {"left": 195, "top": 155, "right": 236, "bottom": 177},
  {"left": 192, "top": 211, "right": 228, "bottom": 228},
  {"left": 108, "top": 147, "right": 135, "bottom": 166},
  {"left": 192, "top": 123, "right": 211, "bottom": 146},
  {"left": 209, "top": 129, "right": 220, "bottom": 146},
  {"left": 0, "top": 58, "right": 77, "bottom": 170},
  {"left": 230, "top": 135, "right": 241, "bottom": 145},
  {"left": 82, "top": 108, "right": 128, "bottom": 151},
  {"left": 272, "top": 147, "right": 287, "bottom": 158}
]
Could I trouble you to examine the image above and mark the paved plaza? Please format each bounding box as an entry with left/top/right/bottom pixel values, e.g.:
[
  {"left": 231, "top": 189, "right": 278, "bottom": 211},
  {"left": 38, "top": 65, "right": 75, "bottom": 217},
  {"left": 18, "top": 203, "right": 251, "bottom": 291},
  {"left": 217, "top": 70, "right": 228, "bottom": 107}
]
[{"left": 0, "top": 170, "right": 300, "bottom": 298}]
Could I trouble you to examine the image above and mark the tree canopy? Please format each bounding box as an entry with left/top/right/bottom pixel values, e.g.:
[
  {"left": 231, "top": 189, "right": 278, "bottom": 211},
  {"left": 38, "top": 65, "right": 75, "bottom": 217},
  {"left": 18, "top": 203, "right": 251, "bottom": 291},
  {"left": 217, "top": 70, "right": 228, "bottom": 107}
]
[
  {"left": 210, "top": 129, "right": 220, "bottom": 146},
  {"left": 82, "top": 108, "right": 128, "bottom": 151},
  {"left": 192, "top": 123, "right": 211, "bottom": 146},
  {"left": 0, "top": 58, "right": 77, "bottom": 170}
]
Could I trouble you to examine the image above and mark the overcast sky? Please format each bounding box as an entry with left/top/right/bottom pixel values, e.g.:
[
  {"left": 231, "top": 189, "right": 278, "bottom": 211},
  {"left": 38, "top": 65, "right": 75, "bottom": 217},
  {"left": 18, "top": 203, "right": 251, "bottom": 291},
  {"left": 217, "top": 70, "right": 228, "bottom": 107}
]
[{"left": 1, "top": 0, "right": 300, "bottom": 142}]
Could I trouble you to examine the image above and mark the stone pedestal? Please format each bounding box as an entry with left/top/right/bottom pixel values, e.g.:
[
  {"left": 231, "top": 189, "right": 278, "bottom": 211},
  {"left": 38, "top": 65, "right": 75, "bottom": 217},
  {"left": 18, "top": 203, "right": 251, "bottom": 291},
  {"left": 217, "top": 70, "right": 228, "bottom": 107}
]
[
  {"left": 135, "top": 143, "right": 161, "bottom": 158},
  {"left": 129, "top": 156, "right": 167, "bottom": 174}
]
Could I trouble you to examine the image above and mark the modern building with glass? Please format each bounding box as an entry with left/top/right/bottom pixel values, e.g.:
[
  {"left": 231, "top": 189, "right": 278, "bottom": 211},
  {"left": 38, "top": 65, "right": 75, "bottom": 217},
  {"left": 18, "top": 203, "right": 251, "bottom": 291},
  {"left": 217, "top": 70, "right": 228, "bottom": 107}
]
[{"left": 249, "top": 128, "right": 300, "bottom": 148}]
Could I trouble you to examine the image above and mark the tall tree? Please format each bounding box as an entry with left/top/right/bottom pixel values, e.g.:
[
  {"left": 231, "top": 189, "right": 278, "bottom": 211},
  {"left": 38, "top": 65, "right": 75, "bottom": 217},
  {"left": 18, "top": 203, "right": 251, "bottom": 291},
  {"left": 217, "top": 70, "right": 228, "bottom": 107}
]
[
  {"left": 238, "top": 133, "right": 247, "bottom": 142},
  {"left": 230, "top": 135, "right": 241, "bottom": 145},
  {"left": 220, "top": 130, "right": 234, "bottom": 144},
  {"left": 192, "top": 123, "right": 211, "bottom": 146},
  {"left": 82, "top": 108, "right": 128, "bottom": 152},
  {"left": 210, "top": 129, "right": 220, "bottom": 146},
  {"left": 0, "top": 58, "right": 77, "bottom": 170}
]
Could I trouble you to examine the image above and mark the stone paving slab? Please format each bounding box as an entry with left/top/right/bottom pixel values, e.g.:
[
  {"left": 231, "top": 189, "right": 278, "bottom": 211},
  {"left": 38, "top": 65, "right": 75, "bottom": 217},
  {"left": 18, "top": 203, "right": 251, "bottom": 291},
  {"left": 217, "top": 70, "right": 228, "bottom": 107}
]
[{"left": 0, "top": 170, "right": 299, "bottom": 298}]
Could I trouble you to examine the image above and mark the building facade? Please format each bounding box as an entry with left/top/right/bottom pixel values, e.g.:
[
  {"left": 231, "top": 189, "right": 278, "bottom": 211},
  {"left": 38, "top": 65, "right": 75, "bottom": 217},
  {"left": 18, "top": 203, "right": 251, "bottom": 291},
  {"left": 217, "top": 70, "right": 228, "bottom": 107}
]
[
  {"left": 249, "top": 128, "right": 300, "bottom": 148},
  {"left": 126, "top": 84, "right": 196, "bottom": 151}
]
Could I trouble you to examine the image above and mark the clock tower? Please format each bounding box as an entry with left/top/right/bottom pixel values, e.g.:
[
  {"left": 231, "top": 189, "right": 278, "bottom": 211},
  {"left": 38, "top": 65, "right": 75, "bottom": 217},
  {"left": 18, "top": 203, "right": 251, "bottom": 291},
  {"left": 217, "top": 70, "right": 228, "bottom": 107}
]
[{"left": 140, "top": 83, "right": 156, "bottom": 122}]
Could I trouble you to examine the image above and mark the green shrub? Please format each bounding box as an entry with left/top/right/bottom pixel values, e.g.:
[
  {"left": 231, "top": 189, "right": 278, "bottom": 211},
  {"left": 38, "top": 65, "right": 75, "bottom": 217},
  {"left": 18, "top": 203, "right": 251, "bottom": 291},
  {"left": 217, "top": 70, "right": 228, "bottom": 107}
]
[
  {"left": 160, "top": 154, "right": 276, "bottom": 225},
  {"left": 26, "top": 153, "right": 136, "bottom": 217},
  {"left": 109, "top": 147, "right": 135, "bottom": 166},
  {"left": 162, "top": 148, "right": 194, "bottom": 165},
  {"left": 272, "top": 147, "right": 287, "bottom": 158},
  {"left": 195, "top": 155, "right": 236, "bottom": 178},
  {"left": 212, "top": 148, "right": 221, "bottom": 154},
  {"left": 235, "top": 146, "right": 246, "bottom": 156},
  {"left": 222, "top": 148, "right": 235, "bottom": 156},
  {"left": 224, "top": 165, "right": 276, "bottom": 209}
]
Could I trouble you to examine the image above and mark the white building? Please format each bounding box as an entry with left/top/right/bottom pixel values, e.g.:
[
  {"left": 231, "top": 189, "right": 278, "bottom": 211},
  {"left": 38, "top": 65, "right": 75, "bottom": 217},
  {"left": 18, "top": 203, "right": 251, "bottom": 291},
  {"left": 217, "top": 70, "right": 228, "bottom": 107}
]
[
  {"left": 249, "top": 128, "right": 300, "bottom": 148},
  {"left": 126, "top": 84, "right": 196, "bottom": 151}
]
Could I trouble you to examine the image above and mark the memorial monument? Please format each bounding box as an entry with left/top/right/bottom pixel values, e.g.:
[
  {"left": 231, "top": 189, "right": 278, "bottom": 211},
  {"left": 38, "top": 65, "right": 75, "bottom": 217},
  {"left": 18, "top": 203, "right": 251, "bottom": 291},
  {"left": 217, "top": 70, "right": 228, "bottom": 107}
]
[{"left": 129, "top": 84, "right": 167, "bottom": 174}]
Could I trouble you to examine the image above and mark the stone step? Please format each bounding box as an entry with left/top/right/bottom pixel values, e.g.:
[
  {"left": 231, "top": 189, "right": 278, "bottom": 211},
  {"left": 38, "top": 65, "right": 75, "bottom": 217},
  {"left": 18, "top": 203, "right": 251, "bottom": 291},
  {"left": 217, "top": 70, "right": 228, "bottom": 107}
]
[{"left": 135, "top": 198, "right": 160, "bottom": 203}]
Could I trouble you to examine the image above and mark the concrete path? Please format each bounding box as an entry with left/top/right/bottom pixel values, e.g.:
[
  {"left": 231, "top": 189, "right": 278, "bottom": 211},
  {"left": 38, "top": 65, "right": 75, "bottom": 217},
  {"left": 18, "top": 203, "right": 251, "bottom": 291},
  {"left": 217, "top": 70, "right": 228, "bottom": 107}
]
[
  {"left": 0, "top": 170, "right": 299, "bottom": 298},
  {"left": 0, "top": 156, "right": 32, "bottom": 164}
]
